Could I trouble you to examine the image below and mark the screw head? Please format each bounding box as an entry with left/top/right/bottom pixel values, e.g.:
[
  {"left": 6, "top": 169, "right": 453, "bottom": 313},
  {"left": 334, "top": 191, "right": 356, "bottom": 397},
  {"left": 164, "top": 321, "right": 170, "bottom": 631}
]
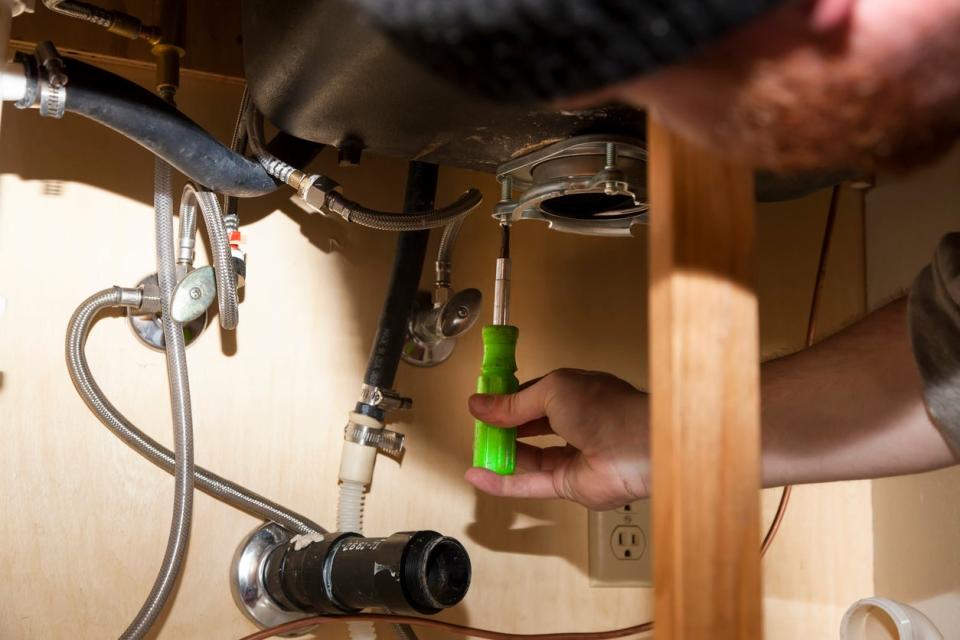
[
  {"left": 456, "top": 306, "right": 470, "bottom": 319},
  {"left": 189, "top": 287, "right": 202, "bottom": 300}
]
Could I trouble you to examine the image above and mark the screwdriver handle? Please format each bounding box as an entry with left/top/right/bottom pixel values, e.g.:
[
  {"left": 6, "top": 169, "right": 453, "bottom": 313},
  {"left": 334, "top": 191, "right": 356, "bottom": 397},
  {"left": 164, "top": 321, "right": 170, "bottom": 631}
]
[{"left": 473, "top": 324, "right": 519, "bottom": 475}]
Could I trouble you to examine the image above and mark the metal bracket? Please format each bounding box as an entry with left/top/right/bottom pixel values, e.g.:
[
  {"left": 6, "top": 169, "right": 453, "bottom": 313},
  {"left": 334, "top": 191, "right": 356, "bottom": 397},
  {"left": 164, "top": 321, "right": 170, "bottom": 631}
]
[
  {"left": 344, "top": 421, "right": 406, "bottom": 456},
  {"left": 494, "top": 134, "right": 648, "bottom": 237},
  {"left": 358, "top": 383, "right": 412, "bottom": 411}
]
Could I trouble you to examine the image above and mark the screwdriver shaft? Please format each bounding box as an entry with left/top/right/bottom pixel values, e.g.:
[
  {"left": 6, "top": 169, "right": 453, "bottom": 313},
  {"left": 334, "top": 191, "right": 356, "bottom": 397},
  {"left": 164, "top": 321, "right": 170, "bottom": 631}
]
[{"left": 493, "top": 224, "right": 511, "bottom": 325}]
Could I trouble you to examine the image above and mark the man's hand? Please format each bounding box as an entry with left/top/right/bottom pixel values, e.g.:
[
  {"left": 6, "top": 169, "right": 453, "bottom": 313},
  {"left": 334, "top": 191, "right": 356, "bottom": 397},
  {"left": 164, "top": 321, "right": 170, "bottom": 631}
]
[{"left": 465, "top": 368, "right": 649, "bottom": 510}]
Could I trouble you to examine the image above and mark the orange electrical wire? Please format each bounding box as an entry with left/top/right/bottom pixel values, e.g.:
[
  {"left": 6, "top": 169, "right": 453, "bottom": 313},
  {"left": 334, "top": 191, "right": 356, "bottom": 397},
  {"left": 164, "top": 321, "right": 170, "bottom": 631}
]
[
  {"left": 238, "top": 614, "right": 653, "bottom": 640},
  {"left": 241, "top": 186, "right": 844, "bottom": 640},
  {"left": 760, "top": 184, "right": 842, "bottom": 559}
]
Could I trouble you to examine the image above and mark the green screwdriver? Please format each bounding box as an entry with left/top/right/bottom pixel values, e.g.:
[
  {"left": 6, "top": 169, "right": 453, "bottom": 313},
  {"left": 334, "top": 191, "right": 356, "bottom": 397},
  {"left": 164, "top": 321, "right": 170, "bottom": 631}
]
[{"left": 473, "top": 223, "right": 519, "bottom": 475}]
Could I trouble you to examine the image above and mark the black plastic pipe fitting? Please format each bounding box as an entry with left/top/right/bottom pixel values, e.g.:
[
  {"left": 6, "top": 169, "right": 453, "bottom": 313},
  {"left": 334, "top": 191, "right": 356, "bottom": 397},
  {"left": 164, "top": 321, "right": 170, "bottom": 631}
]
[{"left": 263, "top": 530, "right": 471, "bottom": 616}]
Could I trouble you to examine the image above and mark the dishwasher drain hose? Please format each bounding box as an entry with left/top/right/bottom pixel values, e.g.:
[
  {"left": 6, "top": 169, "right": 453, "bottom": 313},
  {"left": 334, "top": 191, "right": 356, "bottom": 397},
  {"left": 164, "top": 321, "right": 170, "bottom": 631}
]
[{"left": 16, "top": 54, "right": 278, "bottom": 197}]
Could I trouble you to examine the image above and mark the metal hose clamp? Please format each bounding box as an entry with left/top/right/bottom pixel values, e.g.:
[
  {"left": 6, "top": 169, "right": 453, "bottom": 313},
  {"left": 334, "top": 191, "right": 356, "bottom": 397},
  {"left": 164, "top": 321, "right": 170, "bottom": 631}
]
[
  {"left": 39, "top": 82, "right": 66, "bottom": 118},
  {"left": 344, "top": 421, "right": 405, "bottom": 456},
  {"left": 35, "top": 41, "right": 67, "bottom": 119},
  {"left": 358, "top": 383, "right": 412, "bottom": 411}
]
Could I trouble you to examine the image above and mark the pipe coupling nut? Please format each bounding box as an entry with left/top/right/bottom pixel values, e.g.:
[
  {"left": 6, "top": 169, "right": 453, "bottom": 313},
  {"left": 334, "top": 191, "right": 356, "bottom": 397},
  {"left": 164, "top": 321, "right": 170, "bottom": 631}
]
[{"left": 114, "top": 286, "right": 144, "bottom": 309}]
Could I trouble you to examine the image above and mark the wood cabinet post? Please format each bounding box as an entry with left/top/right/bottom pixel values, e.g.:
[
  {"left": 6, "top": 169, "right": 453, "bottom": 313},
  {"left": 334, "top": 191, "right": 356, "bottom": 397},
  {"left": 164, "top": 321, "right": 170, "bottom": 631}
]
[{"left": 648, "top": 115, "right": 762, "bottom": 640}]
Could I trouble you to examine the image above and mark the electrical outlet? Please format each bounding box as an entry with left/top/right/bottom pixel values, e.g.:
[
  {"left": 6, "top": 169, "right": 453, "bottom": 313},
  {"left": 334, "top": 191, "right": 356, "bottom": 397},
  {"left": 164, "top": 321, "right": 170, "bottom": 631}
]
[{"left": 588, "top": 500, "right": 652, "bottom": 587}]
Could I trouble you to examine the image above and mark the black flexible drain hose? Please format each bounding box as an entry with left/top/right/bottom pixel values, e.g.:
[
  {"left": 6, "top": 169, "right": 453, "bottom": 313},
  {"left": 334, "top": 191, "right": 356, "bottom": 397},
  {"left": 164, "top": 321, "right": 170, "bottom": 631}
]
[
  {"left": 49, "top": 56, "right": 277, "bottom": 196},
  {"left": 359, "top": 162, "right": 436, "bottom": 417}
]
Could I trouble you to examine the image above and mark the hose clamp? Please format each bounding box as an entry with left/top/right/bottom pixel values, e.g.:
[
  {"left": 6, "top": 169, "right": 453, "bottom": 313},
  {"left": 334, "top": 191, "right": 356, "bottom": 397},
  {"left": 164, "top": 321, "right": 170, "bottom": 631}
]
[
  {"left": 344, "top": 421, "right": 406, "bottom": 455},
  {"left": 39, "top": 82, "right": 66, "bottom": 118},
  {"left": 34, "top": 41, "right": 67, "bottom": 119},
  {"left": 358, "top": 383, "right": 412, "bottom": 411}
]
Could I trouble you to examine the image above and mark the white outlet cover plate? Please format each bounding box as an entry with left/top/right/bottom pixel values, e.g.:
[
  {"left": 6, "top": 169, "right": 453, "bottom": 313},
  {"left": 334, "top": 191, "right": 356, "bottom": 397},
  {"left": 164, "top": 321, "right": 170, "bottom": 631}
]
[{"left": 588, "top": 499, "right": 653, "bottom": 587}]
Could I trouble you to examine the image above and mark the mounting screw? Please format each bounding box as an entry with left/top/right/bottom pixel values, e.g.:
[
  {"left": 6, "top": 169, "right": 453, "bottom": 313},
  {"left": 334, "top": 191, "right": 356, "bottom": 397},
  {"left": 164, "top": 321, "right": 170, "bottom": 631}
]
[
  {"left": 604, "top": 142, "right": 617, "bottom": 170},
  {"left": 499, "top": 175, "right": 513, "bottom": 203},
  {"left": 602, "top": 143, "right": 621, "bottom": 195},
  {"left": 189, "top": 287, "right": 202, "bottom": 300}
]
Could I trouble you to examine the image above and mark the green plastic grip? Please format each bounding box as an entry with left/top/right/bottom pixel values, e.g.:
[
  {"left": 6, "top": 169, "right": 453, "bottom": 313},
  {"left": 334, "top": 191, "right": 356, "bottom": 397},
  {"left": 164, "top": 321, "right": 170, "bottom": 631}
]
[{"left": 473, "top": 324, "right": 520, "bottom": 475}]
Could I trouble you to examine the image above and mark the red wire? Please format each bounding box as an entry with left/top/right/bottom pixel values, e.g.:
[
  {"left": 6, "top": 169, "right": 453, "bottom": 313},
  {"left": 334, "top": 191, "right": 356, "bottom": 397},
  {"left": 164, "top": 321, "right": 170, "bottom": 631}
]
[
  {"left": 760, "top": 185, "right": 842, "bottom": 559},
  {"left": 237, "top": 614, "right": 653, "bottom": 640}
]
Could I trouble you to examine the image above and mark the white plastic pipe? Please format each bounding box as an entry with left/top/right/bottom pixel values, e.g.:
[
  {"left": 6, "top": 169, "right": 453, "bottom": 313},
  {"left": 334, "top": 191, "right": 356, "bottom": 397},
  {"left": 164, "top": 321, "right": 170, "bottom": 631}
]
[
  {"left": 1, "top": 61, "right": 27, "bottom": 100},
  {"left": 0, "top": 0, "right": 31, "bottom": 136},
  {"left": 337, "top": 410, "right": 384, "bottom": 640},
  {"left": 841, "top": 598, "right": 943, "bottom": 640},
  {"left": 0, "top": 0, "right": 12, "bottom": 142}
]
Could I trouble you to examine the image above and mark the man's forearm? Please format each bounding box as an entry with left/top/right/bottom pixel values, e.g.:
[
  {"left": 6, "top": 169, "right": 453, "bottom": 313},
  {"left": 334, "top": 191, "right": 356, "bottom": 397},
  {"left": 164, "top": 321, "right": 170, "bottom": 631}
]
[{"left": 761, "top": 298, "right": 957, "bottom": 488}]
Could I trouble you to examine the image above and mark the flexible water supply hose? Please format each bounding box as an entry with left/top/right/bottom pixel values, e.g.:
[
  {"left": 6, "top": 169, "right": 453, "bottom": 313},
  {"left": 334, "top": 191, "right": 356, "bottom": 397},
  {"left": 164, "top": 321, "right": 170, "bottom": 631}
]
[
  {"left": 117, "top": 158, "right": 194, "bottom": 639},
  {"left": 43, "top": 0, "right": 114, "bottom": 27},
  {"left": 177, "top": 192, "right": 198, "bottom": 268},
  {"left": 437, "top": 217, "right": 464, "bottom": 269},
  {"left": 245, "top": 106, "right": 482, "bottom": 231},
  {"left": 245, "top": 107, "right": 309, "bottom": 188},
  {"left": 223, "top": 86, "right": 252, "bottom": 232},
  {"left": 324, "top": 189, "right": 481, "bottom": 232},
  {"left": 180, "top": 183, "right": 239, "bottom": 330},
  {"left": 65, "top": 291, "right": 324, "bottom": 535}
]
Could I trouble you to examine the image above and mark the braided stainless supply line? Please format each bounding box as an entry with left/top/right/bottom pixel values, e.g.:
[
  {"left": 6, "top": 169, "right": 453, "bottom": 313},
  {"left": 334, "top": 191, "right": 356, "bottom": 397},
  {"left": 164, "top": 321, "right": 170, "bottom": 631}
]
[{"left": 65, "top": 287, "right": 324, "bottom": 535}]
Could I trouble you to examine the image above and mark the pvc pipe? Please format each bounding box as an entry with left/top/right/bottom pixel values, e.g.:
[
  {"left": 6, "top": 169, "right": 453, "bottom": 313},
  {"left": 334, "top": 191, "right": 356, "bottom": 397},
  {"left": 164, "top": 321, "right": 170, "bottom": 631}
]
[
  {"left": 1, "top": 61, "right": 27, "bottom": 100},
  {"left": 0, "top": 0, "right": 11, "bottom": 135},
  {"left": 840, "top": 598, "right": 943, "bottom": 640}
]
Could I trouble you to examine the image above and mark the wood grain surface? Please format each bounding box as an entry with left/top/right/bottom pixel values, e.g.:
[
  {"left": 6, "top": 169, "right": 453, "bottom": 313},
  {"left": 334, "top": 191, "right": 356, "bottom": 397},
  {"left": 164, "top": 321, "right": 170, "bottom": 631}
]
[{"left": 648, "top": 115, "right": 762, "bottom": 640}]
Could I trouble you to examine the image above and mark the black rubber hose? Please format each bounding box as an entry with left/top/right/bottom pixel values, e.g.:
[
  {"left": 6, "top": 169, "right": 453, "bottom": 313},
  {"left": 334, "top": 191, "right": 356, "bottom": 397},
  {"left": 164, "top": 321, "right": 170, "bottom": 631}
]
[
  {"left": 360, "top": 162, "right": 435, "bottom": 411},
  {"left": 59, "top": 57, "right": 277, "bottom": 196}
]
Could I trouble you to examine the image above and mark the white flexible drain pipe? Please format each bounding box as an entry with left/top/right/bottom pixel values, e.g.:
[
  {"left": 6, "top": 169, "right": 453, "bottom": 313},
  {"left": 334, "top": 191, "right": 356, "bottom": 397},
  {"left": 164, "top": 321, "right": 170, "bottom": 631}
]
[
  {"left": 840, "top": 598, "right": 943, "bottom": 640},
  {"left": 337, "top": 411, "right": 387, "bottom": 640},
  {"left": 338, "top": 480, "right": 376, "bottom": 640}
]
